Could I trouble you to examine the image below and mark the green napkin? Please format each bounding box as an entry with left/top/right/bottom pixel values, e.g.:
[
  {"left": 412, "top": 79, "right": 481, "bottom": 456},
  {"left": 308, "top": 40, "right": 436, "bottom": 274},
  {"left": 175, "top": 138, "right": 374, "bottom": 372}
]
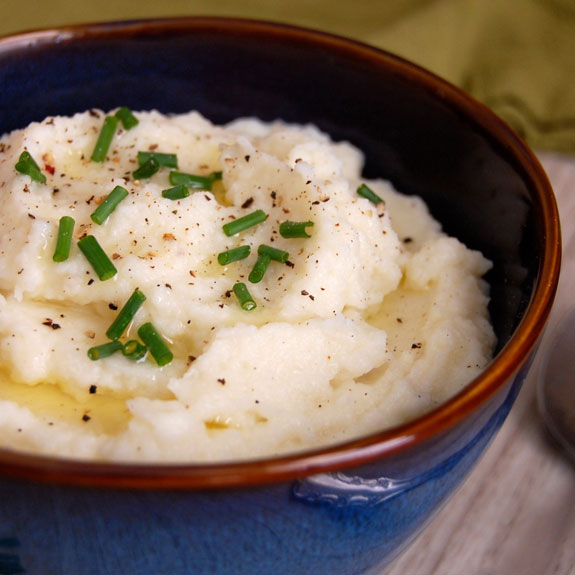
[{"left": 2, "top": 0, "right": 574, "bottom": 153}]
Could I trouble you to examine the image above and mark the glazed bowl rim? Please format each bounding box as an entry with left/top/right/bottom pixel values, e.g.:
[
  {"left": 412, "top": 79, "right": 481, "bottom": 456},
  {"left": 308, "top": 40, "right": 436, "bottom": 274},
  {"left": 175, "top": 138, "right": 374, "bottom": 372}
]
[{"left": 0, "top": 16, "right": 561, "bottom": 489}]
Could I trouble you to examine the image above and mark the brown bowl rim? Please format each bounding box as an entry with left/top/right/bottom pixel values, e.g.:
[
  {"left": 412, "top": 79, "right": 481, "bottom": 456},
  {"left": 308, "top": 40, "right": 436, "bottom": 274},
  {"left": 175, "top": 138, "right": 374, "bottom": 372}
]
[{"left": 0, "top": 16, "right": 561, "bottom": 490}]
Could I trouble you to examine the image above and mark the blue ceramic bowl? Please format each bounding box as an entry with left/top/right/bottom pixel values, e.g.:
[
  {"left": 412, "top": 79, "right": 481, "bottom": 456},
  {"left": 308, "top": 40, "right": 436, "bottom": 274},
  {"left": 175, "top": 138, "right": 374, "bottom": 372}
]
[{"left": 0, "top": 18, "right": 560, "bottom": 575}]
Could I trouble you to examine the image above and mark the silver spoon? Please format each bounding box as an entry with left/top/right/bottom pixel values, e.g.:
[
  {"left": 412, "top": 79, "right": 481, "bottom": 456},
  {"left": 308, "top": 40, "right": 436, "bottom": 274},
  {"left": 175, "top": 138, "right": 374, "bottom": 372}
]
[{"left": 537, "top": 307, "right": 575, "bottom": 461}]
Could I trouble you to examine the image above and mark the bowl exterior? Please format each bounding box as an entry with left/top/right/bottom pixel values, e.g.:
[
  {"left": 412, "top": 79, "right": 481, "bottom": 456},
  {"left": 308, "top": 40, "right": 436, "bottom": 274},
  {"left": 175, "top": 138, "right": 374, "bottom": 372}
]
[
  {"left": 0, "top": 366, "right": 528, "bottom": 575},
  {"left": 0, "top": 18, "right": 559, "bottom": 575}
]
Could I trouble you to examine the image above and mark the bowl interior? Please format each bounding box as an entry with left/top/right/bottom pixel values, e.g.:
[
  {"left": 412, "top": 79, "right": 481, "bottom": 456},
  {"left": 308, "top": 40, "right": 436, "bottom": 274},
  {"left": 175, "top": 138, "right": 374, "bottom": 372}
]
[{"left": 0, "top": 18, "right": 560, "bottom": 486}]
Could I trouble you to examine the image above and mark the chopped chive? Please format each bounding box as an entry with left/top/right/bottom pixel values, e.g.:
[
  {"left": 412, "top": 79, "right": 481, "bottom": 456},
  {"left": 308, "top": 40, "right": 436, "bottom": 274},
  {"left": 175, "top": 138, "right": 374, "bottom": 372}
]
[
  {"left": 132, "top": 157, "right": 159, "bottom": 180},
  {"left": 357, "top": 183, "right": 384, "bottom": 205},
  {"left": 15, "top": 151, "right": 46, "bottom": 183},
  {"left": 115, "top": 107, "right": 139, "bottom": 130},
  {"left": 161, "top": 184, "right": 190, "bottom": 200},
  {"left": 106, "top": 288, "right": 147, "bottom": 340},
  {"left": 77, "top": 235, "right": 117, "bottom": 281},
  {"left": 233, "top": 282, "right": 257, "bottom": 311},
  {"left": 53, "top": 216, "right": 75, "bottom": 262},
  {"left": 138, "top": 151, "right": 178, "bottom": 169},
  {"left": 169, "top": 170, "right": 221, "bottom": 190},
  {"left": 88, "top": 340, "right": 123, "bottom": 361},
  {"left": 248, "top": 254, "right": 271, "bottom": 283},
  {"left": 122, "top": 339, "right": 148, "bottom": 360},
  {"left": 279, "top": 220, "right": 314, "bottom": 238},
  {"left": 137, "top": 322, "right": 173, "bottom": 366},
  {"left": 257, "top": 244, "right": 289, "bottom": 263},
  {"left": 90, "top": 185, "right": 129, "bottom": 225},
  {"left": 217, "top": 245, "right": 251, "bottom": 265},
  {"left": 223, "top": 210, "right": 268, "bottom": 237},
  {"left": 91, "top": 116, "right": 119, "bottom": 162}
]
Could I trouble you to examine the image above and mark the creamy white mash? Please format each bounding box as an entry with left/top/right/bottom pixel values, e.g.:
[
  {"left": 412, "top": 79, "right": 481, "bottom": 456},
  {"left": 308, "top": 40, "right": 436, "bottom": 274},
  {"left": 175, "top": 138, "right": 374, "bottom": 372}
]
[{"left": 0, "top": 110, "right": 495, "bottom": 462}]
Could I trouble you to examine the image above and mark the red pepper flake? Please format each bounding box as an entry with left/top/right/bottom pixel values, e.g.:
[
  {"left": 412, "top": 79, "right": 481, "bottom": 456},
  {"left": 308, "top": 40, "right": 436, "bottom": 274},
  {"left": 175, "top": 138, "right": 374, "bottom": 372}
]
[
  {"left": 44, "top": 164, "right": 55, "bottom": 175},
  {"left": 163, "top": 233, "right": 176, "bottom": 241}
]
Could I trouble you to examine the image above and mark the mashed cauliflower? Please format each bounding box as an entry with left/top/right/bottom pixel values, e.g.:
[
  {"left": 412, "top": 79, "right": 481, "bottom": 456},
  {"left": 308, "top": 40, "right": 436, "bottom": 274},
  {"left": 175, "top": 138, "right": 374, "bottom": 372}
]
[{"left": 0, "top": 110, "right": 495, "bottom": 462}]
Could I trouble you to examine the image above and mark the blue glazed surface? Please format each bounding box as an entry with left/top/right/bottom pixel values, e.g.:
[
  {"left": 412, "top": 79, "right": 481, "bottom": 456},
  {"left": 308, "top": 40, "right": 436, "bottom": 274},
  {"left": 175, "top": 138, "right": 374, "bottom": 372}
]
[
  {"left": 0, "top": 371, "right": 524, "bottom": 575},
  {"left": 0, "top": 19, "right": 555, "bottom": 575}
]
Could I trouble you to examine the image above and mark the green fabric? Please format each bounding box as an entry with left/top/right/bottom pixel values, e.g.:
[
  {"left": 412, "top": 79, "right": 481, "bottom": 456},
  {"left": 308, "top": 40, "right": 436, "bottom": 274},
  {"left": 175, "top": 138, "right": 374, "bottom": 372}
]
[{"left": 1, "top": 0, "right": 574, "bottom": 152}]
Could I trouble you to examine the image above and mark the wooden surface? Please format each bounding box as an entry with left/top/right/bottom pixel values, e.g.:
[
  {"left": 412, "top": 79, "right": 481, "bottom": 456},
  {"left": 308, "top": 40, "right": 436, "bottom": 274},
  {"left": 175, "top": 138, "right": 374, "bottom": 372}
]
[{"left": 386, "top": 152, "right": 575, "bottom": 575}]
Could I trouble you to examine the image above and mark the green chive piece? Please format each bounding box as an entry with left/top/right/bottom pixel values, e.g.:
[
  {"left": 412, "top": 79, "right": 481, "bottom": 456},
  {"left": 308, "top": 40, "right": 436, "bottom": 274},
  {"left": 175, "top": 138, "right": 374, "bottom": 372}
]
[
  {"left": 161, "top": 184, "right": 190, "bottom": 200},
  {"left": 122, "top": 339, "right": 148, "bottom": 360},
  {"left": 77, "top": 235, "right": 117, "bottom": 281},
  {"left": 53, "top": 216, "right": 75, "bottom": 262},
  {"left": 169, "top": 170, "right": 221, "bottom": 190},
  {"left": 88, "top": 340, "right": 123, "bottom": 361},
  {"left": 138, "top": 151, "right": 178, "bottom": 169},
  {"left": 137, "top": 322, "right": 173, "bottom": 367},
  {"left": 257, "top": 244, "right": 289, "bottom": 263},
  {"left": 223, "top": 210, "right": 268, "bottom": 237},
  {"left": 233, "top": 282, "right": 257, "bottom": 311},
  {"left": 248, "top": 254, "right": 271, "bottom": 284},
  {"left": 132, "top": 157, "right": 159, "bottom": 180},
  {"left": 357, "top": 183, "right": 384, "bottom": 205},
  {"left": 115, "top": 107, "right": 139, "bottom": 130},
  {"left": 217, "top": 245, "right": 251, "bottom": 265},
  {"left": 279, "top": 220, "right": 314, "bottom": 238},
  {"left": 90, "top": 185, "right": 129, "bottom": 225},
  {"left": 106, "top": 289, "right": 147, "bottom": 340},
  {"left": 15, "top": 151, "right": 47, "bottom": 183},
  {"left": 91, "top": 115, "right": 119, "bottom": 162}
]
